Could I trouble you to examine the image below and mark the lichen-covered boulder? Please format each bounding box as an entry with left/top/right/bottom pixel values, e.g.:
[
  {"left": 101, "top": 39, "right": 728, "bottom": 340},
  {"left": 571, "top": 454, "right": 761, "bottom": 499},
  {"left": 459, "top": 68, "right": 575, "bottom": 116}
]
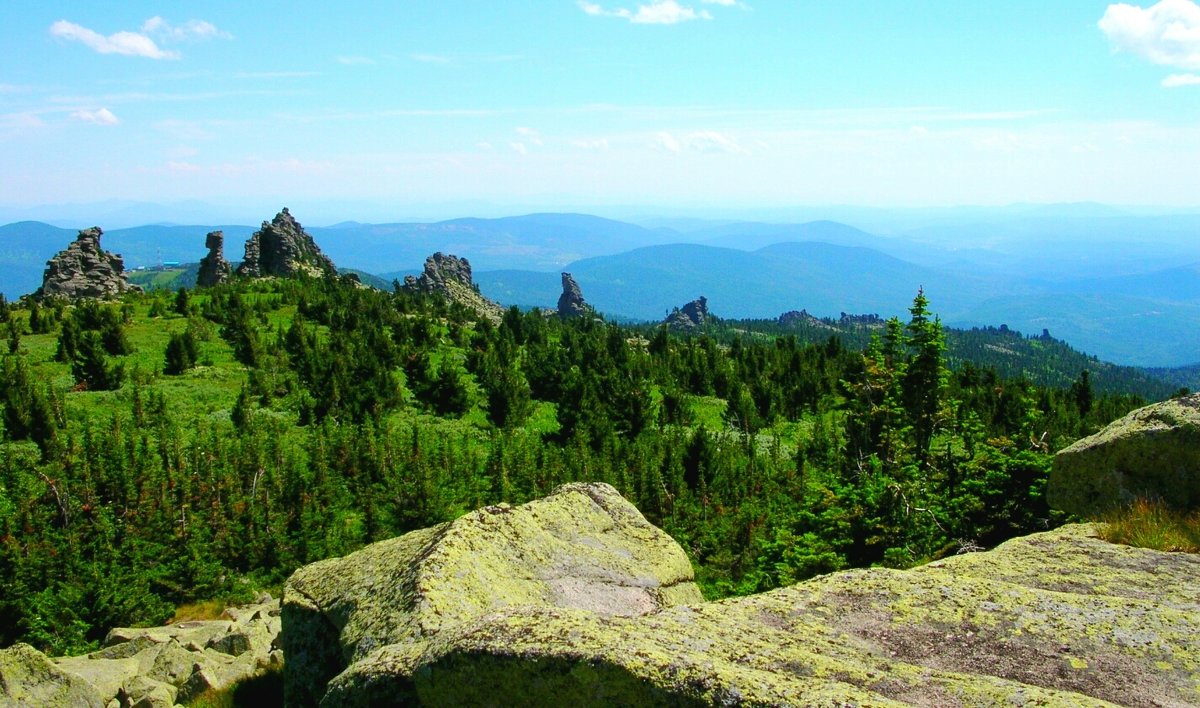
[
  {"left": 282, "top": 482, "right": 703, "bottom": 705},
  {"left": 0, "top": 643, "right": 105, "bottom": 707},
  {"left": 322, "top": 524, "right": 1200, "bottom": 707},
  {"left": 1049, "top": 392, "right": 1200, "bottom": 516}
]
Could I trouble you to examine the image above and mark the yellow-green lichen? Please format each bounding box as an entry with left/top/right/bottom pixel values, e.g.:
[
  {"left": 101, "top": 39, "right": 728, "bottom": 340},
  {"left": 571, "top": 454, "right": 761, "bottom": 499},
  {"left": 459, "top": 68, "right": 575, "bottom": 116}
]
[{"left": 321, "top": 524, "right": 1198, "bottom": 707}]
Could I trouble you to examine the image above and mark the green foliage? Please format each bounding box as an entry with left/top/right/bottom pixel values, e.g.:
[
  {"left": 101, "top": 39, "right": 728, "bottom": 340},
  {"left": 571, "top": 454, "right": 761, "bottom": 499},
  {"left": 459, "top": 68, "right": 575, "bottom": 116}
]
[
  {"left": 164, "top": 329, "right": 199, "bottom": 375},
  {"left": 0, "top": 278, "right": 1157, "bottom": 654},
  {"left": 71, "top": 331, "right": 124, "bottom": 390}
]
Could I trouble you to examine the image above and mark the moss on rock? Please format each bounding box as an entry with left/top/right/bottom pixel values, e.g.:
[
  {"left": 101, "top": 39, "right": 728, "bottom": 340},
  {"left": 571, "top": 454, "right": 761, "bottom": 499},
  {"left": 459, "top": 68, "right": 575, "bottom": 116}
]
[
  {"left": 322, "top": 525, "right": 1199, "bottom": 707},
  {"left": 282, "top": 482, "right": 703, "bottom": 705},
  {"left": 1049, "top": 393, "right": 1200, "bottom": 516}
]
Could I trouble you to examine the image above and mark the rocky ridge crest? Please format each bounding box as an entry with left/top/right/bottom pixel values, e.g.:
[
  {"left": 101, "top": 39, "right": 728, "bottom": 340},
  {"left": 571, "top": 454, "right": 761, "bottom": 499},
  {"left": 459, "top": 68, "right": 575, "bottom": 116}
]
[
  {"left": 402, "top": 252, "right": 504, "bottom": 323},
  {"left": 236, "top": 208, "right": 336, "bottom": 279},
  {"left": 35, "top": 227, "right": 141, "bottom": 300}
]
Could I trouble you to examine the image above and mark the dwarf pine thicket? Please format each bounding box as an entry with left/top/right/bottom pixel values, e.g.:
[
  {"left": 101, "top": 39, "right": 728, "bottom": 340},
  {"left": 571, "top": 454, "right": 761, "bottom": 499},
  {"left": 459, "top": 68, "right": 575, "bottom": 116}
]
[{"left": 0, "top": 277, "right": 1149, "bottom": 655}]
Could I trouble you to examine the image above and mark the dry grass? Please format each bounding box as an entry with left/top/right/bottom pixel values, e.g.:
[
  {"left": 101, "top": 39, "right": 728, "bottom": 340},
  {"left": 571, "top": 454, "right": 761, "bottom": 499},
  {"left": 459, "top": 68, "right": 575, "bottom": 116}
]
[
  {"left": 169, "top": 599, "right": 228, "bottom": 624},
  {"left": 1100, "top": 498, "right": 1200, "bottom": 553}
]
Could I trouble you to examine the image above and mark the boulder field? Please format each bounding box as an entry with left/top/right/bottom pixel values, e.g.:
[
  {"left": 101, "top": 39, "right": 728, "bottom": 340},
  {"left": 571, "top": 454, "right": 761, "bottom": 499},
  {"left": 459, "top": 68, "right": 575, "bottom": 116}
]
[
  {"left": 0, "top": 595, "right": 280, "bottom": 707},
  {"left": 3, "top": 484, "right": 1197, "bottom": 706},
  {"left": 283, "top": 483, "right": 1200, "bottom": 707}
]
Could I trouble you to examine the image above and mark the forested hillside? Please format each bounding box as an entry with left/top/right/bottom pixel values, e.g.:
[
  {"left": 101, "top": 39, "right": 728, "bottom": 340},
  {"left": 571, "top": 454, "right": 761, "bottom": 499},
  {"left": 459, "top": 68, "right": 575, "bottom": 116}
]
[{"left": 0, "top": 277, "right": 1153, "bottom": 656}]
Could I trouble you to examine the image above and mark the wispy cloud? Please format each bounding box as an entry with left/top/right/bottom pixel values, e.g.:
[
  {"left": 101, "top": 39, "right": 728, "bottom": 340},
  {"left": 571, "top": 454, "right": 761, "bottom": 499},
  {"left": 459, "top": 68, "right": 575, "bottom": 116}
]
[
  {"left": 579, "top": 0, "right": 715, "bottom": 24},
  {"left": 71, "top": 108, "right": 119, "bottom": 125},
  {"left": 51, "top": 20, "right": 179, "bottom": 60},
  {"left": 337, "top": 56, "right": 375, "bottom": 66},
  {"left": 141, "top": 17, "right": 231, "bottom": 42},
  {"left": 653, "top": 130, "right": 746, "bottom": 153},
  {"left": 515, "top": 126, "right": 544, "bottom": 146},
  {"left": 0, "top": 112, "right": 45, "bottom": 130},
  {"left": 571, "top": 138, "right": 611, "bottom": 150},
  {"left": 1100, "top": 1, "right": 1200, "bottom": 72},
  {"left": 1163, "top": 72, "right": 1200, "bottom": 86},
  {"left": 412, "top": 53, "right": 451, "bottom": 64},
  {"left": 49, "top": 17, "right": 230, "bottom": 60},
  {"left": 234, "top": 71, "right": 322, "bottom": 80}
]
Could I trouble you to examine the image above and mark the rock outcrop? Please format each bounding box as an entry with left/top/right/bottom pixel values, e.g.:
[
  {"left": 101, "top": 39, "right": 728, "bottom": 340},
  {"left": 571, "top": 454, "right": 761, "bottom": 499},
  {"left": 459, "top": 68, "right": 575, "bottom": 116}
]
[
  {"left": 281, "top": 483, "right": 703, "bottom": 705},
  {"left": 0, "top": 595, "right": 281, "bottom": 707},
  {"left": 196, "top": 230, "right": 232, "bottom": 287},
  {"left": 556, "top": 272, "right": 590, "bottom": 318},
  {"left": 35, "top": 227, "right": 141, "bottom": 300},
  {"left": 319, "top": 524, "right": 1200, "bottom": 707},
  {"left": 402, "top": 252, "right": 504, "bottom": 323},
  {"left": 664, "top": 296, "right": 710, "bottom": 330},
  {"left": 236, "top": 208, "right": 336, "bottom": 279},
  {"left": 1049, "top": 392, "right": 1200, "bottom": 517}
]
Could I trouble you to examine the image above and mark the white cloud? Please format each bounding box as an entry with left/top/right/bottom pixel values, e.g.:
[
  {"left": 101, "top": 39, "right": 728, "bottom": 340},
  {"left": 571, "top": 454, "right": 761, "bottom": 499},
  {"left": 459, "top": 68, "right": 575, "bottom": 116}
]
[
  {"left": 571, "top": 138, "right": 611, "bottom": 150},
  {"left": 579, "top": 0, "right": 714, "bottom": 24},
  {"left": 654, "top": 130, "right": 746, "bottom": 153},
  {"left": 167, "top": 160, "right": 201, "bottom": 173},
  {"left": 511, "top": 142, "right": 529, "bottom": 155},
  {"left": 412, "top": 54, "right": 451, "bottom": 64},
  {"left": 685, "top": 130, "right": 746, "bottom": 153},
  {"left": 49, "top": 17, "right": 228, "bottom": 60},
  {"left": 476, "top": 141, "right": 495, "bottom": 150},
  {"left": 654, "top": 131, "right": 683, "bottom": 152},
  {"left": 234, "top": 71, "right": 321, "bottom": 80},
  {"left": 337, "top": 56, "right": 375, "bottom": 65},
  {"left": 141, "top": 17, "right": 231, "bottom": 42},
  {"left": 51, "top": 20, "right": 179, "bottom": 60},
  {"left": 71, "top": 108, "right": 119, "bottom": 125},
  {"left": 0, "top": 112, "right": 44, "bottom": 130},
  {"left": 1163, "top": 71, "right": 1200, "bottom": 85},
  {"left": 1100, "top": 0, "right": 1200, "bottom": 70},
  {"left": 515, "top": 126, "right": 544, "bottom": 146}
]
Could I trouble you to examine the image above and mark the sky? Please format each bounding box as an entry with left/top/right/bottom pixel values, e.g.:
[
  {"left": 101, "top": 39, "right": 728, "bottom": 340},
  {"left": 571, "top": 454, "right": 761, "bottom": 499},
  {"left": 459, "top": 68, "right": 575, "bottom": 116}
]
[{"left": 2, "top": 1, "right": 1199, "bottom": 220}]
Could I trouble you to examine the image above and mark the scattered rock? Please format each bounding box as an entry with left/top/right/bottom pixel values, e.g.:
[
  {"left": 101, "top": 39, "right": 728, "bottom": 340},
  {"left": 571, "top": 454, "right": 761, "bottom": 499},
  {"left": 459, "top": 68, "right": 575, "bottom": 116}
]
[
  {"left": 664, "top": 296, "right": 710, "bottom": 330},
  {"left": 196, "top": 230, "right": 232, "bottom": 287},
  {"left": 321, "top": 524, "right": 1200, "bottom": 707},
  {"left": 1049, "top": 392, "right": 1200, "bottom": 516},
  {"left": 35, "top": 227, "right": 141, "bottom": 301},
  {"left": 402, "top": 252, "right": 504, "bottom": 323},
  {"left": 236, "top": 208, "right": 336, "bottom": 279},
  {"left": 0, "top": 596, "right": 282, "bottom": 708},
  {"left": 556, "top": 272, "right": 590, "bottom": 318},
  {"left": 281, "top": 482, "right": 702, "bottom": 705}
]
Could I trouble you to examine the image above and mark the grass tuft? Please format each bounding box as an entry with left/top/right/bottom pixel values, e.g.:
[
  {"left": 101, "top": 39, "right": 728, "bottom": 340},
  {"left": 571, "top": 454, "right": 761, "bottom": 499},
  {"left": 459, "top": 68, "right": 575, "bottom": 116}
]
[
  {"left": 1099, "top": 498, "right": 1200, "bottom": 553},
  {"left": 170, "top": 599, "right": 228, "bottom": 624}
]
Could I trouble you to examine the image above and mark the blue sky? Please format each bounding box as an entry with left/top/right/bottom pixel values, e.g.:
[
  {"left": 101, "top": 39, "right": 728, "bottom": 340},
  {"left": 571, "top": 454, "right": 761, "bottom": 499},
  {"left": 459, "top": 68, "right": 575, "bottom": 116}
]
[{"left": 2, "top": 1, "right": 1199, "bottom": 218}]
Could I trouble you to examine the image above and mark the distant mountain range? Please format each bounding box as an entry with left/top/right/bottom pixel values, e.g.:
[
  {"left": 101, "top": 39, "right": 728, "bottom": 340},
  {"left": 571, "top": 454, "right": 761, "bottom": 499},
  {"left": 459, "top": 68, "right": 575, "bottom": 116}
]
[{"left": 5, "top": 210, "right": 1200, "bottom": 368}]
